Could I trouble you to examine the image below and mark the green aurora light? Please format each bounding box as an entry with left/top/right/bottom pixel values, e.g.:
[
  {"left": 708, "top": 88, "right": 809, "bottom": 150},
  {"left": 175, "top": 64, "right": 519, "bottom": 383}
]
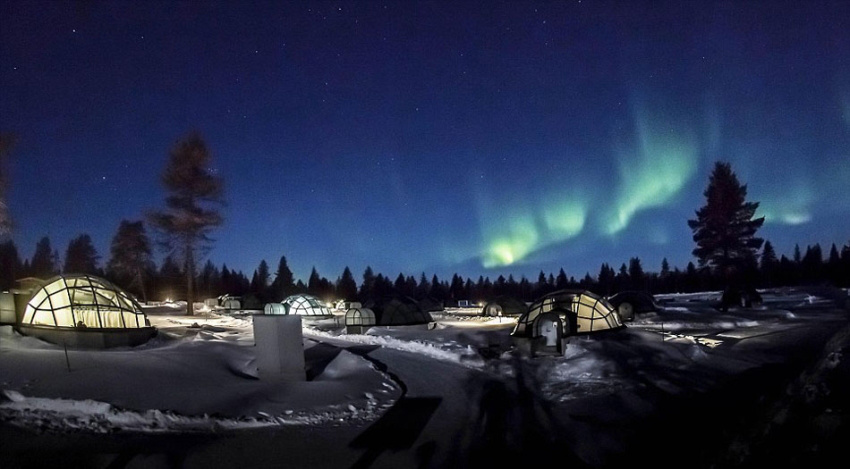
[
  {"left": 757, "top": 181, "right": 814, "bottom": 226},
  {"left": 604, "top": 114, "right": 698, "bottom": 235},
  {"left": 482, "top": 211, "right": 540, "bottom": 268},
  {"left": 480, "top": 192, "right": 590, "bottom": 268}
]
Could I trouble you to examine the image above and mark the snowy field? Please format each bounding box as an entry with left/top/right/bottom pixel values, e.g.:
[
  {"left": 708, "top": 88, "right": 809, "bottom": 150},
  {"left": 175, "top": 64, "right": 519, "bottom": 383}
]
[{"left": 1, "top": 287, "right": 849, "bottom": 468}]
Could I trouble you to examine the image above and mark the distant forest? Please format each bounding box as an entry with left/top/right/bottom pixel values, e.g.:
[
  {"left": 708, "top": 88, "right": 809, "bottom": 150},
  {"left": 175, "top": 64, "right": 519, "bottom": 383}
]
[{"left": 1, "top": 236, "right": 848, "bottom": 307}]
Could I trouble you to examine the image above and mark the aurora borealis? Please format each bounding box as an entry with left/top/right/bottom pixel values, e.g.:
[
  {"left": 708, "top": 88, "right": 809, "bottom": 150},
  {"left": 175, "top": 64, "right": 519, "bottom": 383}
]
[{"left": 1, "top": 0, "right": 849, "bottom": 282}]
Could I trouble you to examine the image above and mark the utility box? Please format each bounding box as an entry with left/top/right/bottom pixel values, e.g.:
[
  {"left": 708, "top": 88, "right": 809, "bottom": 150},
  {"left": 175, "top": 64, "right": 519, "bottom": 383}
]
[
  {"left": 252, "top": 314, "right": 305, "bottom": 382},
  {"left": 0, "top": 292, "right": 15, "bottom": 325}
]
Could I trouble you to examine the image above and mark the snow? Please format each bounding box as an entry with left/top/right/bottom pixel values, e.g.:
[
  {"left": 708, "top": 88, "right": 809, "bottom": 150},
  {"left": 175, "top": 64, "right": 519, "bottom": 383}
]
[{"left": 2, "top": 287, "right": 849, "bottom": 468}]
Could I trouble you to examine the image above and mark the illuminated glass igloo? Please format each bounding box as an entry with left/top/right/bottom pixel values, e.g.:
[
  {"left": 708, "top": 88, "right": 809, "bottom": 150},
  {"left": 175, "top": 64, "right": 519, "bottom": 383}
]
[
  {"left": 281, "top": 294, "right": 333, "bottom": 316},
  {"left": 511, "top": 290, "right": 624, "bottom": 355},
  {"left": 17, "top": 274, "right": 157, "bottom": 348}
]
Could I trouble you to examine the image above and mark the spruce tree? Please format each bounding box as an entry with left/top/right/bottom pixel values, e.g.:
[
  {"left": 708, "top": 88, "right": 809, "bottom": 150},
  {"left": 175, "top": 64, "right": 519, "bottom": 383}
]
[
  {"left": 336, "top": 266, "right": 357, "bottom": 301},
  {"left": 688, "top": 161, "right": 764, "bottom": 276},
  {"left": 198, "top": 260, "right": 220, "bottom": 299},
  {"left": 106, "top": 220, "right": 154, "bottom": 301},
  {"left": 628, "top": 257, "right": 645, "bottom": 290},
  {"left": 0, "top": 240, "right": 21, "bottom": 290},
  {"left": 30, "top": 236, "right": 57, "bottom": 278},
  {"left": 360, "top": 266, "right": 376, "bottom": 301},
  {"left": 308, "top": 267, "right": 323, "bottom": 296},
  {"left": 555, "top": 268, "right": 568, "bottom": 290},
  {"left": 256, "top": 260, "right": 270, "bottom": 294},
  {"left": 0, "top": 133, "right": 17, "bottom": 236},
  {"left": 759, "top": 240, "right": 778, "bottom": 287},
  {"left": 271, "top": 256, "right": 294, "bottom": 301}
]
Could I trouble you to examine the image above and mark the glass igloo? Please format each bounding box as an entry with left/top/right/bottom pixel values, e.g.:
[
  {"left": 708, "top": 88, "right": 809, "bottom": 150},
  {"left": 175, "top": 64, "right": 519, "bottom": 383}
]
[
  {"left": 17, "top": 274, "right": 156, "bottom": 348},
  {"left": 344, "top": 306, "right": 376, "bottom": 334},
  {"left": 282, "top": 294, "right": 333, "bottom": 316},
  {"left": 512, "top": 289, "right": 624, "bottom": 338}
]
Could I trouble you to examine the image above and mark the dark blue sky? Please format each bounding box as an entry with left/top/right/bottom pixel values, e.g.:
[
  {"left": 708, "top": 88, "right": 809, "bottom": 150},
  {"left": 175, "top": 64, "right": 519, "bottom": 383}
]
[{"left": 2, "top": 0, "right": 849, "bottom": 283}]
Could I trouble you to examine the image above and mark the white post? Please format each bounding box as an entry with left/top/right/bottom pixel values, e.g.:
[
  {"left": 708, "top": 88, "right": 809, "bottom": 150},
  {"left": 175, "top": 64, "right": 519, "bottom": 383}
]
[{"left": 252, "top": 314, "right": 306, "bottom": 382}]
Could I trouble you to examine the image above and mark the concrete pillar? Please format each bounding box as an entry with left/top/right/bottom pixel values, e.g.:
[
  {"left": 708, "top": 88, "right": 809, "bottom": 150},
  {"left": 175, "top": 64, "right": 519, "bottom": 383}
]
[
  {"left": 0, "top": 292, "right": 16, "bottom": 324},
  {"left": 252, "top": 314, "right": 306, "bottom": 382}
]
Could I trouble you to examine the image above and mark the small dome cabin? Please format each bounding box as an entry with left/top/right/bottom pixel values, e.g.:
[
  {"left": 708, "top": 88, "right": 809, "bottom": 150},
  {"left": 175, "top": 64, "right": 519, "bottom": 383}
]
[
  {"left": 344, "top": 307, "right": 376, "bottom": 334},
  {"left": 417, "top": 296, "right": 445, "bottom": 313},
  {"left": 282, "top": 294, "right": 333, "bottom": 317},
  {"left": 16, "top": 274, "right": 157, "bottom": 348},
  {"left": 335, "top": 300, "right": 362, "bottom": 311},
  {"left": 365, "top": 296, "right": 434, "bottom": 327},
  {"left": 481, "top": 295, "right": 527, "bottom": 317},
  {"left": 606, "top": 290, "right": 660, "bottom": 321},
  {"left": 263, "top": 302, "right": 289, "bottom": 315},
  {"left": 218, "top": 294, "right": 242, "bottom": 310},
  {"left": 511, "top": 289, "right": 624, "bottom": 356}
]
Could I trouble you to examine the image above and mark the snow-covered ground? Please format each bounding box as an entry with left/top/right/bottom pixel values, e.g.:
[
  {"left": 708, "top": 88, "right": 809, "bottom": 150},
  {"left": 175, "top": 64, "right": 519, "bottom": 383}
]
[{"left": 2, "top": 287, "right": 849, "bottom": 468}]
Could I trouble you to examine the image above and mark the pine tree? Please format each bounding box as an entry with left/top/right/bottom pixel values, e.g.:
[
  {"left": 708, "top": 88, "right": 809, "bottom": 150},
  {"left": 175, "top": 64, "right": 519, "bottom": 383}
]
[
  {"left": 147, "top": 131, "right": 225, "bottom": 315},
  {"left": 660, "top": 258, "right": 670, "bottom": 277},
  {"left": 106, "top": 220, "right": 154, "bottom": 301},
  {"left": 256, "top": 260, "right": 270, "bottom": 296},
  {"left": 449, "top": 273, "right": 465, "bottom": 300},
  {"left": 308, "top": 267, "right": 323, "bottom": 296},
  {"left": 220, "top": 264, "right": 232, "bottom": 293},
  {"left": 0, "top": 133, "right": 17, "bottom": 235},
  {"left": 759, "top": 240, "right": 778, "bottom": 287},
  {"left": 597, "top": 263, "right": 615, "bottom": 295},
  {"left": 271, "top": 256, "right": 294, "bottom": 301},
  {"left": 688, "top": 161, "right": 764, "bottom": 280},
  {"left": 198, "top": 260, "right": 220, "bottom": 299},
  {"left": 430, "top": 274, "right": 447, "bottom": 300},
  {"left": 393, "top": 273, "right": 406, "bottom": 295},
  {"left": 628, "top": 257, "right": 645, "bottom": 290},
  {"left": 801, "top": 244, "right": 824, "bottom": 283},
  {"left": 336, "top": 266, "right": 357, "bottom": 301},
  {"left": 360, "top": 266, "right": 376, "bottom": 301},
  {"left": 827, "top": 244, "right": 841, "bottom": 286},
  {"left": 416, "top": 273, "right": 431, "bottom": 299},
  {"left": 555, "top": 268, "right": 568, "bottom": 290},
  {"left": 0, "top": 240, "right": 21, "bottom": 290},
  {"left": 158, "top": 255, "right": 183, "bottom": 300},
  {"left": 30, "top": 236, "right": 57, "bottom": 278}
]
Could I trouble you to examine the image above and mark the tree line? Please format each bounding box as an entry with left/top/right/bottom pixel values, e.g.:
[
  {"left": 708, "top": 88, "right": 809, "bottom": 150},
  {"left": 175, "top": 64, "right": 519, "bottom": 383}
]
[{"left": 2, "top": 233, "right": 849, "bottom": 306}]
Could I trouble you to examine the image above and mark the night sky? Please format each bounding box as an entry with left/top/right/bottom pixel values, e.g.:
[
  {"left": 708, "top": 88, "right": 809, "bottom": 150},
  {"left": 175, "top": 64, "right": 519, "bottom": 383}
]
[{"left": 2, "top": 0, "right": 849, "bottom": 283}]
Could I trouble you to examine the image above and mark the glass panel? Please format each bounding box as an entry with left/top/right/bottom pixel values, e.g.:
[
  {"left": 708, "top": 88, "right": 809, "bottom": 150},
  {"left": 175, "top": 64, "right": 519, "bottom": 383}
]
[
  {"left": 44, "top": 279, "right": 64, "bottom": 295},
  {"left": 95, "top": 289, "right": 118, "bottom": 306},
  {"left": 99, "top": 310, "right": 124, "bottom": 328},
  {"left": 73, "top": 308, "right": 100, "bottom": 328},
  {"left": 123, "top": 312, "right": 140, "bottom": 328},
  {"left": 29, "top": 289, "right": 48, "bottom": 310},
  {"left": 22, "top": 305, "right": 37, "bottom": 324},
  {"left": 48, "top": 290, "right": 73, "bottom": 310},
  {"left": 53, "top": 308, "right": 75, "bottom": 327},
  {"left": 29, "top": 308, "right": 53, "bottom": 326},
  {"left": 71, "top": 289, "right": 95, "bottom": 305}
]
